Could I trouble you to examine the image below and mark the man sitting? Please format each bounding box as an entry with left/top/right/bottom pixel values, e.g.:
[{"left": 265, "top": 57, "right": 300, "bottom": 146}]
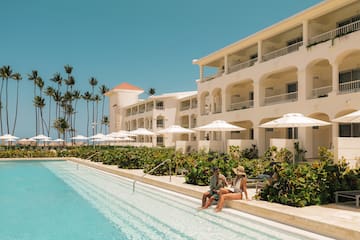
[{"left": 201, "top": 167, "right": 228, "bottom": 209}]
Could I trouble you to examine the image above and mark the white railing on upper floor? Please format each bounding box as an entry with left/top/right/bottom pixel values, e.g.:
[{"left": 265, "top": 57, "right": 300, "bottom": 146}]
[
  {"left": 180, "top": 104, "right": 191, "bottom": 111},
  {"left": 201, "top": 70, "right": 224, "bottom": 82},
  {"left": 227, "top": 100, "right": 254, "bottom": 111},
  {"left": 262, "top": 42, "right": 303, "bottom": 62},
  {"left": 339, "top": 79, "right": 360, "bottom": 94},
  {"left": 228, "top": 58, "right": 257, "bottom": 73},
  {"left": 264, "top": 92, "right": 298, "bottom": 105},
  {"left": 311, "top": 85, "right": 332, "bottom": 98},
  {"left": 308, "top": 20, "right": 360, "bottom": 47}
]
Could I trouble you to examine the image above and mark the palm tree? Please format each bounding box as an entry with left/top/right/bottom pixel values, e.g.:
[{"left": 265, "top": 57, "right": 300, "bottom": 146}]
[
  {"left": 50, "top": 73, "right": 62, "bottom": 91},
  {"left": 52, "top": 90, "right": 62, "bottom": 120},
  {"left": 0, "top": 65, "right": 14, "bottom": 134},
  {"left": 93, "top": 94, "right": 101, "bottom": 133},
  {"left": 82, "top": 91, "right": 92, "bottom": 137},
  {"left": 64, "top": 64, "right": 73, "bottom": 77},
  {"left": 0, "top": 66, "right": 6, "bottom": 134},
  {"left": 33, "top": 96, "right": 46, "bottom": 134},
  {"left": 101, "top": 116, "right": 109, "bottom": 134},
  {"left": 44, "top": 86, "right": 55, "bottom": 136},
  {"left": 11, "top": 72, "right": 22, "bottom": 135},
  {"left": 89, "top": 77, "right": 98, "bottom": 135},
  {"left": 148, "top": 88, "right": 156, "bottom": 96},
  {"left": 99, "top": 84, "right": 109, "bottom": 132},
  {"left": 72, "top": 90, "right": 81, "bottom": 136},
  {"left": 28, "top": 70, "right": 41, "bottom": 135},
  {"left": 53, "top": 117, "right": 69, "bottom": 143}
]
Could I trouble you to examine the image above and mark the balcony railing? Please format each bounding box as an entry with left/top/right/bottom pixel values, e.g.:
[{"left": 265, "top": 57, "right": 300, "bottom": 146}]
[
  {"left": 308, "top": 20, "right": 360, "bottom": 47},
  {"left": 180, "top": 104, "right": 190, "bottom": 111},
  {"left": 311, "top": 85, "right": 332, "bottom": 98},
  {"left": 227, "top": 100, "right": 254, "bottom": 111},
  {"left": 201, "top": 70, "right": 224, "bottom": 82},
  {"left": 228, "top": 58, "right": 257, "bottom": 73},
  {"left": 339, "top": 79, "right": 360, "bottom": 94},
  {"left": 264, "top": 92, "right": 298, "bottom": 105},
  {"left": 155, "top": 105, "right": 164, "bottom": 110},
  {"left": 262, "top": 42, "right": 303, "bottom": 62}
]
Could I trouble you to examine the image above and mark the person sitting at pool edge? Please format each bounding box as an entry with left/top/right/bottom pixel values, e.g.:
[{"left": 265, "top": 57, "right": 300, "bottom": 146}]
[
  {"left": 201, "top": 167, "right": 228, "bottom": 209},
  {"left": 215, "top": 165, "right": 249, "bottom": 212}
]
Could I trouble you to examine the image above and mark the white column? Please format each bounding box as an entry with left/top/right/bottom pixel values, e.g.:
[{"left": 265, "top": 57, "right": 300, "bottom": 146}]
[
  {"left": 257, "top": 40, "right": 263, "bottom": 62},
  {"left": 297, "top": 67, "right": 307, "bottom": 101},
  {"left": 221, "top": 88, "right": 226, "bottom": 113},
  {"left": 302, "top": 20, "right": 309, "bottom": 47},
  {"left": 331, "top": 62, "right": 339, "bottom": 95},
  {"left": 253, "top": 80, "right": 260, "bottom": 108},
  {"left": 200, "top": 65, "right": 204, "bottom": 81},
  {"left": 224, "top": 55, "right": 229, "bottom": 74}
]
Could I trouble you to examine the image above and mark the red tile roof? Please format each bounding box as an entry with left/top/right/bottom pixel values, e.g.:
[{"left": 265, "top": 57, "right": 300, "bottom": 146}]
[{"left": 111, "top": 82, "right": 143, "bottom": 91}]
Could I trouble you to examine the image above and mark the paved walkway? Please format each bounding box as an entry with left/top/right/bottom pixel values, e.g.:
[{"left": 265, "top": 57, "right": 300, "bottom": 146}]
[{"left": 67, "top": 158, "right": 360, "bottom": 240}]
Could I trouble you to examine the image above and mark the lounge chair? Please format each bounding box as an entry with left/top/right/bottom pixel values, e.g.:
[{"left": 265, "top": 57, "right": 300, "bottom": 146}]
[{"left": 335, "top": 190, "right": 360, "bottom": 207}]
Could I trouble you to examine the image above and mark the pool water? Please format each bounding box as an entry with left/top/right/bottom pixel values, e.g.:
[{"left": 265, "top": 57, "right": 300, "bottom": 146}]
[{"left": 0, "top": 160, "right": 333, "bottom": 240}]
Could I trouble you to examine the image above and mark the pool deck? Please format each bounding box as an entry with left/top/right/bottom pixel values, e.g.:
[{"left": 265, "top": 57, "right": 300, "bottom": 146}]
[{"left": 2, "top": 157, "right": 360, "bottom": 239}]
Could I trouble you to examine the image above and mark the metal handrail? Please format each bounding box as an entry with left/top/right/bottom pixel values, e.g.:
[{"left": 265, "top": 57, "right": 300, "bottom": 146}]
[
  {"left": 132, "top": 158, "right": 171, "bottom": 193},
  {"left": 86, "top": 151, "right": 100, "bottom": 161}
]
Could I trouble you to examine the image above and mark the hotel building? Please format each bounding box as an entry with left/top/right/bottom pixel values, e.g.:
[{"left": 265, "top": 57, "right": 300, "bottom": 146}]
[{"left": 107, "top": 0, "right": 360, "bottom": 167}]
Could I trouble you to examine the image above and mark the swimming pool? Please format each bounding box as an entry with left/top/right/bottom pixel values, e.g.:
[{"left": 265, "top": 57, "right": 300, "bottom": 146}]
[{"left": 0, "top": 160, "right": 333, "bottom": 240}]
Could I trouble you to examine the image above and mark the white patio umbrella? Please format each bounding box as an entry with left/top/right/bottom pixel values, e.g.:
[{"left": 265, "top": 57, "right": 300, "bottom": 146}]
[
  {"left": 260, "top": 113, "right": 331, "bottom": 128},
  {"left": 332, "top": 110, "right": 360, "bottom": 123},
  {"left": 0, "top": 134, "right": 19, "bottom": 140},
  {"left": 89, "top": 133, "right": 106, "bottom": 139},
  {"left": 194, "top": 120, "right": 246, "bottom": 152},
  {"left": 71, "top": 135, "right": 89, "bottom": 140},
  {"left": 108, "top": 130, "right": 136, "bottom": 138},
  {"left": 31, "top": 134, "right": 51, "bottom": 141},
  {"left": 130, "top": 128, "right": 155, "bottom": 136},
  {"left": 157, "top": 125, "right": 195, "bottom": 134},
  {"left": 259, "top": 113, "right": 331, "bottom": 163},
  {"left": 194, "top": 120, "right": 246, "bottom": 132},
  {"left": 18, "top": 138, "right": 36, "bottom": 145}
]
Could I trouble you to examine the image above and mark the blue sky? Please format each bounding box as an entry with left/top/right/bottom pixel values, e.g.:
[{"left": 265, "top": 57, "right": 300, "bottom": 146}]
[{"left": 1, "top": 0, "right": 322, "bottom": 138}]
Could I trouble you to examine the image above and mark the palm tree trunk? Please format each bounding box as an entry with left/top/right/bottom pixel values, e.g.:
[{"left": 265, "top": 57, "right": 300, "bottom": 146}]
[
  {"left": 11, "top": 81, "right": 20, "bottom": 135},
  {"left": 5, "top": 78, "right": 9, "bottom": 133},
  {"left": 0, "top": 78, "right": 5, "bottom": 135},
  {"left": 86, "top": 101, "right": 90, "bottom": 137},
  {"left": 47, "top": 98, "right": 52, "bottom": 136}
]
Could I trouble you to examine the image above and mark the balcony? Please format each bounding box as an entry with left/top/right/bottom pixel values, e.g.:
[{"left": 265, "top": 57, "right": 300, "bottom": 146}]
[
  {"left": 180, "top": 104, "right": 191, "bottom": 111},
  {"left": 339, "top": 79, "right": 360, "bottom": 94},
  {"left": 308, "top": 20, "right": 360, "bottom": 47},
  {"left": 311, "top": 85, "right": 332, "bottom": 98},
  {"left": 264, "top": 92, "right": 298, "bottom": 105},
  {"left": 262, "top": 42, "right": 303, "bottom": 62},
  {"left": 201, "top": 70, "right": 224, "bottom": 82},
  {"left": 228, "top": 58, "right": 257, "bottom": 73},
  {"left": 227, "top": 100, "right": 254, "bottom": 111}
]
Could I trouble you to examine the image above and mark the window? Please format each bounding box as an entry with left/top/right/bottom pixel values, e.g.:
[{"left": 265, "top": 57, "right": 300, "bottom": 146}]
[
  {"left": 339, "top": 123, "right": 360, "bottom": 137},
  {"left": 156, "top": 118, "right": 164, "bottom": 128},
  {"left": 287, "top": 82, "right": 297, "bottom": 93},
  {"left": 287, "top": 128, "right": 298, "bottom": 139},
  {"left": 156, "top": 136, "right": 164, "bottom": 146}
]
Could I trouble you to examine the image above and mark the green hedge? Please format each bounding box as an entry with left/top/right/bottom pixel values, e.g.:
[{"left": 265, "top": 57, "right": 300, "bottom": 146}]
[{"left": 259, "top": 148, "right": 360, "bottom": 207}]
